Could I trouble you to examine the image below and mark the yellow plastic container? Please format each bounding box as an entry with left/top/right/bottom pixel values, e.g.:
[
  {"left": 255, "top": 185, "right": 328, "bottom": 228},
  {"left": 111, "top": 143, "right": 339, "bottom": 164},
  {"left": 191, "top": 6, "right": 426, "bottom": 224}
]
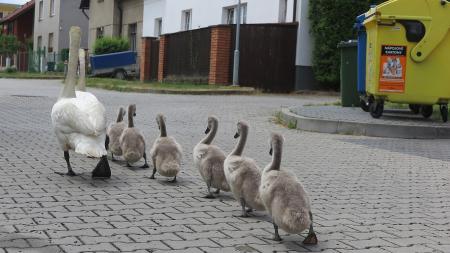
[{"left": 364, "top": 0, "right": 450, "bottom": 107}]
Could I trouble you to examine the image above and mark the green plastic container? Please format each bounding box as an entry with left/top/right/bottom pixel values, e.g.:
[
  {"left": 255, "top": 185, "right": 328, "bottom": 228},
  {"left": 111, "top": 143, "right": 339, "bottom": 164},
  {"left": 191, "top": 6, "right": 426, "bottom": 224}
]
[{"left": 338, "top": 40, "right": 360, "bottom": 107}]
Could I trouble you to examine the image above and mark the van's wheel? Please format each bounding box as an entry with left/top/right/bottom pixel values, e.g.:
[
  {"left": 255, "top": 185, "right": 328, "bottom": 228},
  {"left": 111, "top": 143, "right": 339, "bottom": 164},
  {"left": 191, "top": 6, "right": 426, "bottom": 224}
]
[
  {"left": 369, "top": 101, "right": 384, "bottom": 118},
  {"left": 421, "top": 105, "right": 433, "bottom": 119},
  {"left": 440, "top": 104, "right": 448, "bottom": 122},
  {"left": 408, "top": 104, "right": 421, "bottom": 114},
  {"left": 360, "top": 99, "right": 370, "bottom": 112},
  {"left": 114, "top": 69, "right": 127, "bottom": 80}
]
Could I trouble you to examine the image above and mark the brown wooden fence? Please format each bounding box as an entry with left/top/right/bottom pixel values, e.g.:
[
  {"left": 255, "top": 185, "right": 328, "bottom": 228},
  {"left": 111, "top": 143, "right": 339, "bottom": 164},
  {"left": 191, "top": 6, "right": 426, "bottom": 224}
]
[
  {"left": 165, "top": 27, "right": 211, "bottom": 83},
  {"left": 230, "top": 23, "right": 298, "bottom": 92},
  {"left": 149, "top": 39, "right": 160, "bottom": 80},
  {"left": 146, "top": 23, "right": 298, "bottom": 92}
]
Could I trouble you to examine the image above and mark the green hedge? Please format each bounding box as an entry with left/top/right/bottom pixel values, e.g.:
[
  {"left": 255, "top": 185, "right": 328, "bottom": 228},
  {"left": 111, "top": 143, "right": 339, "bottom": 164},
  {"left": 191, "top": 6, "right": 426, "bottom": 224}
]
[
  {"left": 93, "top": 37, "right": 130, "bottom": 55},
  {"left": 309, "top": 0, "right": 387, "bottom": 89}
]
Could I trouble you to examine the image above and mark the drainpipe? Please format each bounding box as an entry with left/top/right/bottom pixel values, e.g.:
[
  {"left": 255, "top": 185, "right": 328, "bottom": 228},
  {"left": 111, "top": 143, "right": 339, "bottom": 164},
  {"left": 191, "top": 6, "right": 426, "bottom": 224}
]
[
  {"left": 293, "top": 0, "right": 298, "bottom": 22},
  {"left": 118, "top": 0, "right": 123, "bottom": 37}
]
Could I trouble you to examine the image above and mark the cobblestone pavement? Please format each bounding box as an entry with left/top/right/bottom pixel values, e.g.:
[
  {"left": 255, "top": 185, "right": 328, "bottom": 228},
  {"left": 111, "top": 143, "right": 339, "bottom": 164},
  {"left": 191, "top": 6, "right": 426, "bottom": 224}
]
[{"left": 1, "top": 79, "right": 450, "bottom": 253}]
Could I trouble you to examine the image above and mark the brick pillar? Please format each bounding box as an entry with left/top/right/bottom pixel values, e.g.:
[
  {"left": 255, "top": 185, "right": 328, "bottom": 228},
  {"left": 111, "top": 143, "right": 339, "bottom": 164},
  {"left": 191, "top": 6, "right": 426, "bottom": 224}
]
[
  {"left": 208, "top": 26, "right": 232, "bottom": 85},
  {"left": 140, "top": 37, "right": 154, "bottom": 82},
  {"left": 158, "top": 35, "right": 168, "bottom": 82}
]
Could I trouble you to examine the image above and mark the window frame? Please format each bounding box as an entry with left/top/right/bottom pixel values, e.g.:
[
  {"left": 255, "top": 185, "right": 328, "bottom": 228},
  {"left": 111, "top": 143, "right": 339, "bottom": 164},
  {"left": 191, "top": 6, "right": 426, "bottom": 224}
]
[
  {"left": 48, "top": 33, "right": 54, "bottom": 53},
  {"left": 38, "top": 0, "right": 43, "bottom": 21},
  {"left": 154, "top": 18, "right": 162, "bottom": 37},
  {"left": 181, "top": 9, "right": 192, "bottom": 31},
  {"left": 278, "top": 0, "right": 288, "bottom": 23},
  {"left": 222, "top": 4, "right": 247, "bottom": 25},
  {"left": 49, "top": 0, "right": 55, "bottom": 17}
]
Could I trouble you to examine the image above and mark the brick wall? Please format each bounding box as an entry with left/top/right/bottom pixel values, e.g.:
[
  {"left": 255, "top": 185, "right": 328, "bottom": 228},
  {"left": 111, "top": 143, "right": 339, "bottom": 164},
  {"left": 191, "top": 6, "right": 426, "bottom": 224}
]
[
  {"left": 140, "top": 37, "right": 154, "bottom": 82},
  {"left": 208, "top": 26, "right": 232, "bottom": 85},
  {"left": 158, "top": 36, "right": 168, "bottom": 82}
]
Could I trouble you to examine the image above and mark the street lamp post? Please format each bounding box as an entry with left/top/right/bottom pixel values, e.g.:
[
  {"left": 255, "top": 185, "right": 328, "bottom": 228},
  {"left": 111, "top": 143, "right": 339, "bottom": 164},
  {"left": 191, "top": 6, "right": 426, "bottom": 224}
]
[{"left": 232, "top": 0, "right": 241, "bottom": 86}]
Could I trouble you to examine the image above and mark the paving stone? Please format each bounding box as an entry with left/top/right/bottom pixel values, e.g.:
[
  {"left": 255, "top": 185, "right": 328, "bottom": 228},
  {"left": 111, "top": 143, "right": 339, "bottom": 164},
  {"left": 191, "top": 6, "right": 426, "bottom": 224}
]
[{"left": 1, "top": 79, "right": 450, "bottom": 252}]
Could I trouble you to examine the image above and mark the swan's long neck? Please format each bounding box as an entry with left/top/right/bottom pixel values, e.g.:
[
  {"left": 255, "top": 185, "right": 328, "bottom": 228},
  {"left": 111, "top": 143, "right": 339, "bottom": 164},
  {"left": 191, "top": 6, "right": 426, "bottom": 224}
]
[
  {"left": 60, "top": 27, "right": 81, "bottom": 99},
  {"left": 231, "top": 126, "right": 247, "bottom": 156},
  {"left": 159, "top": 117, "right": 167, "bottom": 137},
  {"left": 128, "top": 107, "right": 134, "bottom": 128},
  {"left": 268, "top": 141, "right": 282, "bottom": 171},
  {"left": 77, "top": 48, "right": 86, "bottom": 92},
  {"left": 201, "top": 120, "right": 217, "bottom": 145},
  {"left": 117, "top": 108, "right": 124, "bottom": 123}
]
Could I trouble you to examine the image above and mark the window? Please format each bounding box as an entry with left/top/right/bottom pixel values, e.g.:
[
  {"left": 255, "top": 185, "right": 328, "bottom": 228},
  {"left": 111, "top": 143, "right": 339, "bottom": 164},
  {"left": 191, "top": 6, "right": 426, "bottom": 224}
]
[
  {"left": 96, "top": 27, "right": 104, "bottom": 38},
  {"left": 226, "top": 8, "right": 235, "bottom": 25},
  {"left": 48, "top": 33, "right": 54, "bottom": 53},
  {"left": 0, "top": 12, "right": 3, "bottom": 19},
  {"left": 155, "top": 18, "right": 162, "bottom": 37},
  {"left": 129, "top": 23, "right": 137, "bottom": 52},
  {"left": 37, "top": 36, "right": 42, "bottom": 49},
  {"left": 50, "top": 0, "right": 55, "bottom": 16},
  {"left": 222, "top": 4, "right": 247, "bottom": 24},
  {"left": 181, "top": 10, "right": 192, "bottom": 31},
  {"left": 279, "top": 0, "right": 288, "bottom": 23},
  {"left": 38, "top": 0, "right": 43, "bottom": 20}
]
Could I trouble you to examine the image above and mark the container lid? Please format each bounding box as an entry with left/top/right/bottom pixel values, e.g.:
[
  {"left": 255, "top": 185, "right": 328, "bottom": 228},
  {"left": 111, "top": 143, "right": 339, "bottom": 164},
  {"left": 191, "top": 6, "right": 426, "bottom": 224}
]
[{"left": 337, "top": 40, "right": 358, "bottom": 48}]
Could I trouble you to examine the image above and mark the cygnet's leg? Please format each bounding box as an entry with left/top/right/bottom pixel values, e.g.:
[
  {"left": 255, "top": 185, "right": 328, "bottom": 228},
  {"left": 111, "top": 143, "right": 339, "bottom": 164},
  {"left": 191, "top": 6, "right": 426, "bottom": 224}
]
[
  {"left": 204, "top": 181, "right": 215, "bottom": 199},
  {"left": 170, "top": 176, "right": 177, "bottom": 183},
  {"left": 105, "top": 135, "right": 110, "bottom": 150},
  {"left": 303, "top": 211, "right": 318, "bottom": 245},
  {"left": 150, "top": 168, "right": 157, "bottom": 179},
  {"left": 125, "top": 162, "right": 132, "bottom": 167},
  {"left": 273, "top": 222, "right": 282, "bottom": 241},
  {"left": 240, "top": 198, "right": 249, "bottom": 217},
  {"left": 111, "top": 153, "right": 116, "bottom": 161},
  {"left": 55, "top": 151, "right": 77, "bottom": 176},
  {"left": 140, "top": 152, "right": 150, "bottom": 169},
  {"left": 214, "top": 189, "right": 220, "bottom": 194}
]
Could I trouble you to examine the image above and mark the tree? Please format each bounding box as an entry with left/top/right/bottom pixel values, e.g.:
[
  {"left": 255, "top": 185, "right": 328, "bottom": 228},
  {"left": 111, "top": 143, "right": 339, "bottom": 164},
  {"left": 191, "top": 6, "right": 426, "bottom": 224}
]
[
  {"left": 309, "top": 0, "right": 387, "bottom": 89},
  {"left": 0, "top": 34, "right": 22, "bottom": 58}
]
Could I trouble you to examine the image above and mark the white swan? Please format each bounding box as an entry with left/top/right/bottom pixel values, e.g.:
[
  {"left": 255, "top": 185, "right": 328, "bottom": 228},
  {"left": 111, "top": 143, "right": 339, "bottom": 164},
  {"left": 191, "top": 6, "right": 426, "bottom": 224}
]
[
  {"left": 150, "top": 114, "right": 182, "bottom": 183},
  {"left": 259, "top": 133, "right": 318, "bottom": 244},
  {"left": 51, "top": 26, "right": 110, "bottom": 178},
  {"left": 224, "top": 121, "right": 265, "bottom": 217},
  {"left": 193, "top": 116, "right": 229, "bottom": 198}
]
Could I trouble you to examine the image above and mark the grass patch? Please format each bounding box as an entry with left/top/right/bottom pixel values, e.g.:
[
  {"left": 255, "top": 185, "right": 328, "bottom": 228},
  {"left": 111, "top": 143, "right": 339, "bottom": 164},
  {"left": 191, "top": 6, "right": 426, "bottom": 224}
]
[
  {"left": 0, "top": 71, "right": 64, "bottom": 79},
  {"left": 272, "top": 111, "right": 297, "bottom": 129},
  {"left": 86, "top": 78, "right": 253, "bottom": 91},
  {"left": 304, "top": 100, "right": 342, "bottom": 107}
]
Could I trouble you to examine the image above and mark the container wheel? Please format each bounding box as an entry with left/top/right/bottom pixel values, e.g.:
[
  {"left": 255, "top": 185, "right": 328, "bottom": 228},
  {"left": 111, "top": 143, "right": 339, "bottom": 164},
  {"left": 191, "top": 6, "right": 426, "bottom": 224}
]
[
  {"left": 440, "top": 104, "right": 448, "bottom": 123},
  {"left": 114, "top": 69, "right": 127, "bottom": 80},
  {"left": 408, "top": 104, "right": 421, "bottom": 114},
  {"left": 421, "top": 105, "right": 433, "bottom": 119},
  {"left": 360, "top": 99, "right": 370, "bottom": 112},
  {"left": 369, "top": 101, "right": 384, "bottom": 118}
]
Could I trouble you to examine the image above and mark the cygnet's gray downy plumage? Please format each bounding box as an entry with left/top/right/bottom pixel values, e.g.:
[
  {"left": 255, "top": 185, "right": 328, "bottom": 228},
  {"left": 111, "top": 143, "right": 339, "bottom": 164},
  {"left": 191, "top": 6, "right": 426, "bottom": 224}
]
[
  {"left": 193, "top": 116, "right": 230, "bottom": 198},
  {"left": 119, "top": 104, "right": 149, "bottom": 168},
  {"left": 259, "top": 133, "right": 318, "bottom": 245},
  {"left": 106, "top": 107, "right": 126, "bottom": 160},
  {"left": 150, "top": 114, "right": 182, "bottom": 182},
  {"left": 224, "top": 121, "right": 265, "bottom": 217}
]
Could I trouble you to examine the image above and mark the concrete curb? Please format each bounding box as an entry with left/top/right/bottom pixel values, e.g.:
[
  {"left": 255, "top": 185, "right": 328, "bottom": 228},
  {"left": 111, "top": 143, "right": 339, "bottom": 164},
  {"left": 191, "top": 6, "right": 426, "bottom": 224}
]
[
  {"left": 89, "top": 86, "right": 256, "bottom": 95},
  {"left": 280, "top": 107, "right": 450, "bottom": 139},
  {"left": 0, "top": 76, "right": 64, "bottom": 80}
]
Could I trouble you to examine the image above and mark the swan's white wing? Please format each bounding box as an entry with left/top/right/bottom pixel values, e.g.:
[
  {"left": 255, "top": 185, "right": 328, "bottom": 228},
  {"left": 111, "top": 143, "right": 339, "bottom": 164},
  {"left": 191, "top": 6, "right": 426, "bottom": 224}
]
[{"left": 52, "top": 99, "right": 97, "bottom": 136}]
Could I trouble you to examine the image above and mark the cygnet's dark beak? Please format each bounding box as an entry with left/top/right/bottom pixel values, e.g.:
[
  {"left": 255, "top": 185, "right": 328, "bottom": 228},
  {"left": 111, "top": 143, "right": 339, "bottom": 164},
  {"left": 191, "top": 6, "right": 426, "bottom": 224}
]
[
  {"left": 269, "top": 148, "right": 273, "bottom": 156},
  {"left": 133, "top": 113, "right": 137, "bottom": 116},
  {"left": 234, "top": 132, "right": 240, "bottom": 139},
  {"left": 205, "top": 127, "right": 211, "bottom": 134}
]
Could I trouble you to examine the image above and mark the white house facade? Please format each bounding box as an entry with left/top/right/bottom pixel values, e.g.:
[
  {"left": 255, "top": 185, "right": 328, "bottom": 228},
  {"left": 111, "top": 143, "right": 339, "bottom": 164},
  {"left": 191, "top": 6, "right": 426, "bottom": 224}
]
[{"left": 143, "top": 0, "right": 296, "bottom": 37}]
